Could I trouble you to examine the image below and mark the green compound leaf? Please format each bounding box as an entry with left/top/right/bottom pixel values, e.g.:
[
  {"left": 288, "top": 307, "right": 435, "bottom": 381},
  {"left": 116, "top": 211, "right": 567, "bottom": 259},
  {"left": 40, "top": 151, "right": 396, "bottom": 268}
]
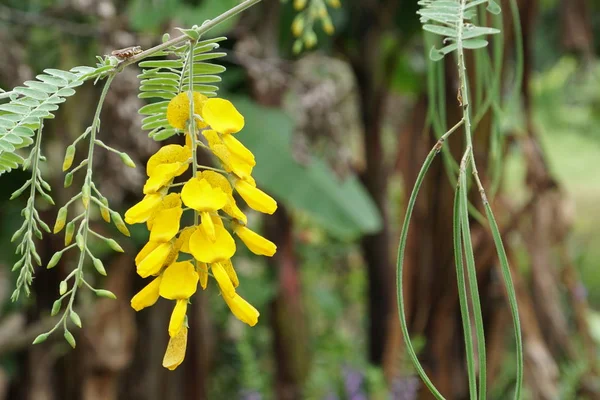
[
  {"left": 418, "top": 0, "right": 501, "bottom": 61},
  {"left": 137, "top": 37, "right": 227, "bottom": 141}
]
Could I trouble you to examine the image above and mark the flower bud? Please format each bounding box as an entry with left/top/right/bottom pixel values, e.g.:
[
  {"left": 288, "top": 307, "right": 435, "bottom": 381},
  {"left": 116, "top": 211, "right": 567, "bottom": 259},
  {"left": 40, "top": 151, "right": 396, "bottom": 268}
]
[
  {"left": 47, "top": 250, "right": 63, "bottom": 269},
  {"left": 62, "top": 145, "right": 76, "bottom": 171},
  {"left": 54, "top": 207, "right": 68, "bottom": 233}
]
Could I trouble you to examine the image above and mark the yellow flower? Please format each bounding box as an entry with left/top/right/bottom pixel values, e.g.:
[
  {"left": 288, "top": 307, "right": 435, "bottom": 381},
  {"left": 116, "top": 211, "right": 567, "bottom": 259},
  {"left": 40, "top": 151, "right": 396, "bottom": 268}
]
[
  {"left": 147, "top": 193, "right": 182, "bottom": 230},
  {"left": 125, "top": 193, "right": 163, "bottom": 224},
  {"left": 234, "top": 224, "right": 277, "bottom": 256},
  {"left": 327, "top": 0, "right": 341, "bottom": 8},
  {"left": 235, "top": 179, "right": 277, "bottom": 215},
  {"left": 223, "top": 293, "right": 260, "bottom": 326},
  {"left": 144, "top": 145, "right": 191, "bottom": 194},
  {"left": 131, "top": 275, "right": 162, "bottom": 311},
  {"left": 149, "top": 206, "right": 182, "bottom": 243},
  {"left": 136, "top": 241, "right": 172, "bottom": 278},
  {"left": 211, "top": 143, "right": 254, "bottom": 180},
  {"left": 197, "top": 262, "right": 209, "bottom": 290},
  {"left": 175, "top": 226, "right": 196, "bottom": 254},
  {"left": 166, "top": 92, "right": 208, "bottom": 130},
  {"left": 220, "top": 134, "right": 256, "bottom": 166},
  {"left": 189, "top": 225, "right": 236, "bottom": 263},
  {"left": 182, "top": 177, "right": 228, "bottom": 240},
  {"left": 169, "top": 299, "right": 188, "bottom": 337},
  {"left": 202, "top": 98, "right": 244, "bottom": 134},
  {"left": 201, "top": 170, "right": 247, "bottom": 224},
  {"left": 222, "top": 259, "right": 239, "bottom": 287},
  {"left": 211, "top": 262, "right": 236, "bottom": 299},
  {"left": 159, "top": 261, "right": 199, "bottom": 300},
  {"left": 147, "top": 145, "right": 192, "bottom": 176},
  {"left": 163, "top": 326, "right": 187, "bottom": 370}
]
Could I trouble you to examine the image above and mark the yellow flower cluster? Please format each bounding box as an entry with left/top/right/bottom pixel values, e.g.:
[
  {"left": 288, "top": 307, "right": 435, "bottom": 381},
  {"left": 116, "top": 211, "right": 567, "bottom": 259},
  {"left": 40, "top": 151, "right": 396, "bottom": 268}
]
[{"left": 125, "top": 92, "right": 277, "bottom": 370}]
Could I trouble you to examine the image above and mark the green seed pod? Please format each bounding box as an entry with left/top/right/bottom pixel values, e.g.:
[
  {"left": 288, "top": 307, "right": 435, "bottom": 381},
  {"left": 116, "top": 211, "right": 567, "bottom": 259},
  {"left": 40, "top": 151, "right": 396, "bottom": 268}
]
[
  {"left": 65, "top": 221, "right": 75, "bottom": 245},
  {"left": 70, "top": 311, "right": 82, "bottom": 328},
  {"left": 93, "top": 258, "right": 107, "bottom": 276},
  {"left": 100, "top": 197, "right": 110, "bottom": 223},
  {"left": 81, "top": 184, "right": 90, "bottom": 209},
  {"left": 292, "top": 15, "right": 304, "bottom": 37},
  {"left": 96, "top": 289, "right": 117, "bottom": 299},
  {"left": 32, "top": 332, "right": 50, "bottom": 345},
  {"left": 53, "top": 206, "right": 68, "bottom": 233},
  {"left": 64, "top": 330, "right": 76, "bottom": 348},
  {"left": 51, "top": 298, "right": 62, "bottom": 316},
  {"left": 119, "top": 152, "right": 136, "bottom": 168},
  {"left": 47, "top": 250, "right": 63, "bottom": 269},
  {"left": 62, "top": 145, "right": 76, "bottom": 171},
  {"left": 76, "top": 233, "right": 84, "bottom": 251},
  {"left": 293, "top": 39, "right": 304, "bottom": 55},
  {"left": 110, "top": 211, "right": 130, "bottom": 237},
  {"left": 304, "top": 30, "right": 317, "bottom": 49},
  {"left": 59, "top": 280, "right": 67, "bottom": 295},
  {"left": 64, "top": 172, "right": 73, "bottom": 188},
  {"left": 106, "top": 238, "right": 124, "bottom": 253}
]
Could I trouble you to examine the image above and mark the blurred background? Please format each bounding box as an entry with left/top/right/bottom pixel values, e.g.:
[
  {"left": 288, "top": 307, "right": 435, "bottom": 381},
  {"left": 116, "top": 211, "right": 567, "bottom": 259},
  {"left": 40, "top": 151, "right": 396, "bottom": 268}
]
[{"left": 0, "top": 0, "right": 599, "bottom": 399}]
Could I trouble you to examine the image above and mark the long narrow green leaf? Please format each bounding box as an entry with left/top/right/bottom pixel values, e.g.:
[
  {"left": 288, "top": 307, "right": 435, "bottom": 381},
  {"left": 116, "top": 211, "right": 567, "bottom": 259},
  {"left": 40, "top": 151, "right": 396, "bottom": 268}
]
[
  {"left": 483, "top": 201, "right": 523, "bottom": 400},
  {"left": 396, "top": 120, "right": 464, "bottom": 400},
  {"left": 453, "top": 184, "right": 477, "bottom": 400},
  {"left": 396, "top": 142, "right": 447, "bottom": 400},
  {"left": 458, "top": 154, "right": 487, "bottom": 400}
]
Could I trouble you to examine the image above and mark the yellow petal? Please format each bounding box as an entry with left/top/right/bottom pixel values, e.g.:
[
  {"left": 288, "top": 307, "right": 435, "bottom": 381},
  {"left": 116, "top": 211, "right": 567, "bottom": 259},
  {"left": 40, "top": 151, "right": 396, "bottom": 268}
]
[
  {"left": 223, "top": 293, "right": 259, "bottom": 326},
  {"left": 143, "top": 163, "right": 181, "bottom": 194},
  {"left": 234, "top": 179, "right": 277, "bottom": 215},
  {"left": 149, "top": 207, "right": 183, "bottom": 242},
  {"left": 221, "top": 134, "right": 255, "bottom": 166},
  {"left": 131, "top": 276, "right": 162, "bottom": 311},
  {"left": 136, "top": 242, "right": 172, "bottom": 278},
  {"left": 224, "top": 198, "right": 247, "bottom": 224},
  {"left": 181, "top": 178, "right": 227, "bottom": 212},
  {"left": 202, "top": 98, "right": 245, "bottom": 134},
  {"left": 189, "top": 225, "right": 236, "bottom": 263},
  {"left": 211, "top": 144, "right": 253, "bottom": 179},
  {"left": 125, "top": 194, "right": 162, "bottom": 224},
  {"left": 135, "top": 241, "right": 159, "bottom": 266},
  {"left": 166, "top": 92, "right": 208, "bottom": 130},
  {"left": 176, "top": 226, "right": 196, "bottom": 254},
  {"left": 222, "top": 259, "right": 239, "bottom": 288},
  {"left": 159, "top": 261, "right": 199, "bottom": 300},
  {"left": 200, "top": 170, "right": 232, "bottom": 194},
  {"left": 147, "top": 193, "right": 182, "bottom": 230},
  {"left": 168, "top": 299, "right": 187, "bottom": 337},
  {"left": 200, "top": 211, "right": 216, "bottom": 241},
  {"left": 200, "top": 170, "right": 247, "bottom": 224},
  {"left": 201, "top": 129, "right": 221, "bottom": 148},
  {"left": 211, "top": 262, "right": 235, "bottom": 299},
  {"left": 147, "top": 145, "right": 191, "bottom": 176},
  {"left": 197, "top": 263, "right": 209, "bottom": 289},
  {"left": 235, "top": 225, "right": 277, "bottom": 257},
  {"left": 162, "top": 326, "right": 188, "bottom": 370}
]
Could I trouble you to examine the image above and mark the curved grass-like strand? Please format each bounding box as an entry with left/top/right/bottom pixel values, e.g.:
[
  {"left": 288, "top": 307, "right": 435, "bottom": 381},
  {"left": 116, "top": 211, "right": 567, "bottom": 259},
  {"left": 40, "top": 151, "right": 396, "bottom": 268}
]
[
  {"left": 458, "top": 149, "right": 487, "bottom": 399},
  {"left": 396, "top": 118, "right": 464, "bottom": 400},
  {"left": 482, "top": 198, "right": 523, "bottom": 399},
  {"left": 453, "top": 180, "right": 478, "bottom": 400}
]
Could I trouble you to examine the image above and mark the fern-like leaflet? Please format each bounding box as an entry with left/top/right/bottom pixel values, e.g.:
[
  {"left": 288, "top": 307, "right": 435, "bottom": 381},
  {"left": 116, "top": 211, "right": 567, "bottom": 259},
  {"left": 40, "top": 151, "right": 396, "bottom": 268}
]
[
  {"left": 138, "top": 36, "right": 227, "bottom": 141},
  {"left": 0, "top": 66, "right": 111, "bottom": 176},
  {"left": 418, "top": 0, "right": 501, "bottom": 61}
]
